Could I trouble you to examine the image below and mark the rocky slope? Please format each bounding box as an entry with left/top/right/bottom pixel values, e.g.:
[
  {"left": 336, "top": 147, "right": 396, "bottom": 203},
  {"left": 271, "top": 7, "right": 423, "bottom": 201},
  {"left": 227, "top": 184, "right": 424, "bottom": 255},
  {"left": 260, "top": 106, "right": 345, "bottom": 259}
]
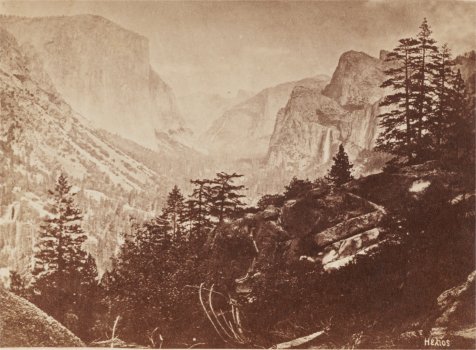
[
  {"left": 203, "top": 76, "right": 330, "bottom": 159},
  {"left": 0, "top": 26, "right": 162, "bottom": 279},
  {"left": 207, "top": 160, "right": 475, "bottom": 348},
  {"left": 266, "top": 51, "right": 387, "bottom": 179},
  {"left": 0, "top": 287, "right": 85, "bottom": 347},
  {"left": 0, "top": 14, "right": 186, "bottom": 149}
]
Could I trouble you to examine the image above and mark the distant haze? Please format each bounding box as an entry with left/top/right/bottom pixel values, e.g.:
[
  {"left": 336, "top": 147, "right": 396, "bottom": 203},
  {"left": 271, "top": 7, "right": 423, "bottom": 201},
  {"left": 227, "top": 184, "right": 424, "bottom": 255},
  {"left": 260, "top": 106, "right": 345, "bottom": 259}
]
[{"left": 1, "top": 0, "right": 475, "bottom": 97}]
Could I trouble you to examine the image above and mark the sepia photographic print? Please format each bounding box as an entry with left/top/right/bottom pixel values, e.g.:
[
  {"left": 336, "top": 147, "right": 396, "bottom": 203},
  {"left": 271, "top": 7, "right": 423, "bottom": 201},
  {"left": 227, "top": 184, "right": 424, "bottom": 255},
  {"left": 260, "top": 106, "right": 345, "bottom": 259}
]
[{"left": 0, "top": 0, "right": 475, "bottom": 348}]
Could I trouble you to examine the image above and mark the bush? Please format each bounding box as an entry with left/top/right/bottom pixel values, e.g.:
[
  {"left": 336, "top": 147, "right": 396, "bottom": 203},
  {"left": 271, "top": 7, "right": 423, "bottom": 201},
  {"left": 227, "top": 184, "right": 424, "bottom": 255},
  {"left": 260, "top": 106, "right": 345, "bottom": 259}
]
[
  {"left": 257, "top": 194, "right": 285, "bottom": 209},
  {"left": 283, "top": 177, "right": 313, "bottom": 199}
]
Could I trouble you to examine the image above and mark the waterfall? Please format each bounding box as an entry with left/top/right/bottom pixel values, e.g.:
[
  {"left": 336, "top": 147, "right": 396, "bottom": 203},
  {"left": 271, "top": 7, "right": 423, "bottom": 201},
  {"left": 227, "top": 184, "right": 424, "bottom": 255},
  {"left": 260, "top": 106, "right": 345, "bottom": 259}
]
[{"left": 322, "top": 128, "right": 332, "bottom": 163}]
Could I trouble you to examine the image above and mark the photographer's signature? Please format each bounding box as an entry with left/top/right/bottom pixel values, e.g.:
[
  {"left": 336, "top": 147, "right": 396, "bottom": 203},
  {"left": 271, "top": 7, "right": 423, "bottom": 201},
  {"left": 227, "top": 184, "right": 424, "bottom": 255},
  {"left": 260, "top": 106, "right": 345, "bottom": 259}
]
[{"left": 424, "top": 337, "right": 450, "bottom": 347}]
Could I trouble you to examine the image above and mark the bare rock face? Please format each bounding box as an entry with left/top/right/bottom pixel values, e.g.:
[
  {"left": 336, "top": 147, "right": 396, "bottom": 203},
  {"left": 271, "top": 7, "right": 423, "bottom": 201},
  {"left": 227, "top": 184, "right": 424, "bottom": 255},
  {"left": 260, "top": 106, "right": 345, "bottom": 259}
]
[
  {"left": 454, "top": 50, "right": 476, "bottom": 96},
  {"left": 0, "top": 288, "right": 85, "bottom": 347},
  {"left": 435, "top": 270, "right": 476, "bottom": 327},
  {"left": 0, "top": 15, "right": 186, "bottom": 149},
  {"left": 266, "top": 51, "right": 386, "bottom": 177},
  {"left": 319, "top": 228, "right": 380, "bottom": 271},
  {"left": 323, "top": 50, "right": 385, "bottom": 107},
  {"left": 313, "top": 210, "right": 383, "bottom": 247},
  {"left": 204, "top": 76, "right": 330, "bottom": 159}
]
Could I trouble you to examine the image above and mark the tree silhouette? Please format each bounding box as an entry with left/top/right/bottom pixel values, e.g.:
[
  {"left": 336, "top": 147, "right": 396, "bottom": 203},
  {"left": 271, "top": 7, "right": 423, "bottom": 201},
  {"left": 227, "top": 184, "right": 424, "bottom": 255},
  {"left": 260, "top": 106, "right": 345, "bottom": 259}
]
[
  {"left": 376, "top": 37, "right": 419, "bottom": 160},
  {"left": 444, "top": 70, "right": 474, "bottom": 164},
  {"left": 160, "top": 185, "right": 186, "bottom": 239},
  {"left": 208, "top": 172, "right": 245, "bottom": 223},
  {"left": 326, "top": 145, "right": 353, "bottom": 186},
  {"left": 186, "top": 179, "right": 213, "bottom": 239},
  {"left": 31, "top": 173, "right": 98, "bottom": 339},
  {"left": 412, "top": 18, "right": 438, "bottom": 157},
  {"left": 428, "top": 43, "right": 455, "bottom": 151}
]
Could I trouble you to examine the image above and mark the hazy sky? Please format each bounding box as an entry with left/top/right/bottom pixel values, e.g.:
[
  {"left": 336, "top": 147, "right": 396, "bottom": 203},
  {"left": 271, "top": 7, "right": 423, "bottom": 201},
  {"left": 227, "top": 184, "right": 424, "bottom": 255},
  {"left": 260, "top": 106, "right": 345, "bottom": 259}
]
[{"left": 1, "top": 1, "right": 475, "bottom": 97}]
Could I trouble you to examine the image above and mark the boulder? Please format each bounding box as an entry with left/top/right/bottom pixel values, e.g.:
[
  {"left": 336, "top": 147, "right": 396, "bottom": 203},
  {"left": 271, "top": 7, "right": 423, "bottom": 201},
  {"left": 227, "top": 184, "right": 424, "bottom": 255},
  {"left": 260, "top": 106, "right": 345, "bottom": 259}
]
[
  {"left": 435, "top": 270, "right": 476, "bottom": 327},
  {"left": 254, "top": 205, "right": 280, "bottom": 221},
  {"left": 281, "top": 191, "right": 372, "bottom": 239},
  {"left": 313, "top": 210, "right": 383, "bottom": 247},
  {"left": 319, "top": 228, "right": 380, "bottom": 266},
  {"left": 0, "top": 288, "right": 84, "bottom": 347}
]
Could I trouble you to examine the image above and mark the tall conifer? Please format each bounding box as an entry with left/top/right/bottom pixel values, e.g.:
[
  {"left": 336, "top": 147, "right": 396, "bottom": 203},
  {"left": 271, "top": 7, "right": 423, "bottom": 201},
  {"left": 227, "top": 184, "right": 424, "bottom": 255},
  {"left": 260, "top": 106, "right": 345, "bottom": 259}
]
[
  {"left": 160, "top": 185, "right": 186, "bottom": 239},
  {"left": 376, "top": 37, "right": 419, "bottom": 159},
  {"left": 413, "top": 18, "right": 438, "bottom": 156},
  {"left": 31, "top": 173, "right": 98, "bottom": 339},
  {"left": 208, "top": 172, "right": 245, "bottom": 223},
  {"left": 326, "top": 144, "right": 354, "bottom": 186},
  {"left": 428, "top": 43, "right": 455, "bottom": 152}
]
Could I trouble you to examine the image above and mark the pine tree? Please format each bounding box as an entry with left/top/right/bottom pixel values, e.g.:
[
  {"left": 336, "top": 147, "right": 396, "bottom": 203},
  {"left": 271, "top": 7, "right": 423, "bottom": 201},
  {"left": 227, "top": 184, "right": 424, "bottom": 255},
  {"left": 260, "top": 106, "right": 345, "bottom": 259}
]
[
  {"left": 326, "top": 144, "right": 353, "bottom": 186},
  {"left": 187, "top": 179, "right": 213, "bottom": 239},
  {"left": 377, "top": 18, "right": 442, "bottom": 162},
  {"left": 102, "top": 217, "right": 182, "bottom": 343},
  {"left": 376, "top": 37, "right": 419, "bottom": 159},
  {"left": 75, "top": 253, "right": 100, "bottom": 341},
  {"left": 412, "top": 18, "right": 438, "bottom": 157},
  {"left": 444, "top": 70, "right": 474, "bottom": 164},
  {"left": 208, "top": 172, "right": 245, "bottom": 223},
  {"left": 31, "top": 173, "right": 98, "bottom": 336},
  {"left": 428, "top": 43, "right": 455, "bottom": 151},
  {"left": 160, "top": 185, "right": 186, "bottom": 239}
]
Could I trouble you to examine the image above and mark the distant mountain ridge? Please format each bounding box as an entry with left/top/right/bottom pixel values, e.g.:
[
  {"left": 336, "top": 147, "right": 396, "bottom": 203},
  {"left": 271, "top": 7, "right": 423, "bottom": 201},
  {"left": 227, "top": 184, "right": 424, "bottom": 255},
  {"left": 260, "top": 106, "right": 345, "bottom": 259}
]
[
  {"left": 178, "top": 90, "right": 253, "bottom": 138},
  {"left": 203, "top": 75, "right": 330, "bottom": 159}
]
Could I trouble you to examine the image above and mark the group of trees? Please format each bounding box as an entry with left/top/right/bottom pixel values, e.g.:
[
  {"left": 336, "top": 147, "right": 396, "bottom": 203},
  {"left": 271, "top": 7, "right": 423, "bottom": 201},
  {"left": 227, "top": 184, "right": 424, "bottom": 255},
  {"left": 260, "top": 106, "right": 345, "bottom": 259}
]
[
  {"left": 98, "top": 171, "right": 248, "bottom": 346},
  {"left": 376, "top": 18, "right": 474, "bottom": 165},
  {"left": 152, "top": 172, "right": 246, "bottom": 240},
  {"left": 10, "top": 174, "right": 99, "bottom": 340},
  {"left": 9, "top": 171, "right": 248, "bottom": 345}
]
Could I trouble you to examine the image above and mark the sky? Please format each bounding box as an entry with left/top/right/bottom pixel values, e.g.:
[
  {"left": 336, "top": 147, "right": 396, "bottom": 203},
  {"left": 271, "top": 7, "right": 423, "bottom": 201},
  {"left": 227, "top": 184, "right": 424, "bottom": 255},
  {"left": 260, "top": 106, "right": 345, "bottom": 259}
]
[{"left": 0, "top": 0, "right": 475, "bottom": 97}]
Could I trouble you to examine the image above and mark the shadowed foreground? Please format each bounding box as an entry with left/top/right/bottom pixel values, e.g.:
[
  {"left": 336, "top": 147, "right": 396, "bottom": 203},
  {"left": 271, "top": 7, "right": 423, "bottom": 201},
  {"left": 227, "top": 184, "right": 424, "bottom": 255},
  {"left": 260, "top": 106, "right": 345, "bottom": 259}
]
[{"left": 0, "top": 288, "right": 84, "bottom": 347}]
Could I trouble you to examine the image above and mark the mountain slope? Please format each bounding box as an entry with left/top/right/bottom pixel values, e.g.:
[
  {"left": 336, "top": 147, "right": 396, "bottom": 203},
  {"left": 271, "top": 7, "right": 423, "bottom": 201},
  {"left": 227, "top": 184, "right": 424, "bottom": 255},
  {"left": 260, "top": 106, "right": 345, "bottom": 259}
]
[
  {"left": 0, "top": 14, "right": 186, "bottom": 149},
  {"left": 0, "top": 287, "right": 85, "bottom": 347},
  {"left": 203, "top": 76, "right": 330, "bottom": 159},
  {"left": 0, "top": 26, "right": 163, "bottom": 276}
]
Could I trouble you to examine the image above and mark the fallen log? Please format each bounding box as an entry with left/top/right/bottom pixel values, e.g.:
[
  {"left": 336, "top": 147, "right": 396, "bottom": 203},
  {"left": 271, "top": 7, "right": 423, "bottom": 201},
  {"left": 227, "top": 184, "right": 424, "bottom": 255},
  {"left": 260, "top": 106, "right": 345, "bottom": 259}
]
[{"left": 271, "top": 329, "right": 325, "bottom": 349}]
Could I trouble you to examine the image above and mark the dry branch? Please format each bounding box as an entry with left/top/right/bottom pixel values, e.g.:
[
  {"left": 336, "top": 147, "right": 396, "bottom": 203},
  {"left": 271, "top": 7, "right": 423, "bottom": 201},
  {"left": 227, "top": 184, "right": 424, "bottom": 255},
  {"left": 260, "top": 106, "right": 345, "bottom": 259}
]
[
  {"left": 271, "top": 329, "right": 326, "bottom": 349},
  {"left": 197, "top": 282, "right": 250, "bottom": 346}
]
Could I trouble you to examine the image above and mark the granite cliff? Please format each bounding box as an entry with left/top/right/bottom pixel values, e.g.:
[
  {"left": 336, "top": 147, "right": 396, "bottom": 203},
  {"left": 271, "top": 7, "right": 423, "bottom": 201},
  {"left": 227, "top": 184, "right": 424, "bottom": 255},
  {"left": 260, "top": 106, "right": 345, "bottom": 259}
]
[
  {"left": 0, "top": 14, "right": 186, "bottom": 148},
  {"left": 204, "top": 76, "right": 330, "bottom": 159},
  {"left": 266, "top": 51, "right": 387, "bottom": 178}
]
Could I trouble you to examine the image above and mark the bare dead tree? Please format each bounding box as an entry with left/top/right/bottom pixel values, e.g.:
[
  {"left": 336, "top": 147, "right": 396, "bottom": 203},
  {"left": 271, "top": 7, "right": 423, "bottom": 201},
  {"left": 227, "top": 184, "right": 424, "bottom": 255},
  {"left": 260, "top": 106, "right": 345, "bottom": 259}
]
[{"left": 198, "top": 282, "right": 250, "bottom": 346}]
